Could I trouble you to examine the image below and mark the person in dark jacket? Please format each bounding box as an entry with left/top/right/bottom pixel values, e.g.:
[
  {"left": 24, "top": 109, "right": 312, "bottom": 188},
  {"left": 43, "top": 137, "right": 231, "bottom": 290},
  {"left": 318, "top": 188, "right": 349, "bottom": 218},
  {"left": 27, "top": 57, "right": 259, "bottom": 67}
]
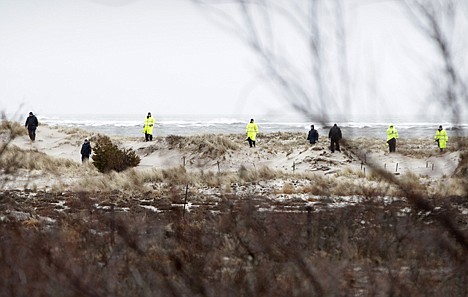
[
  {"left": 328, "top": 123, "right": 342, "bottom": 153},
  {"left": 307, "top": 125, "right": 319, "bottom": 144},
  {"left": 24, "top": 112, "right": 39, "bottom": 141},
  {"left": 80, "top": 139, "right": 92, "bottom": 163}
]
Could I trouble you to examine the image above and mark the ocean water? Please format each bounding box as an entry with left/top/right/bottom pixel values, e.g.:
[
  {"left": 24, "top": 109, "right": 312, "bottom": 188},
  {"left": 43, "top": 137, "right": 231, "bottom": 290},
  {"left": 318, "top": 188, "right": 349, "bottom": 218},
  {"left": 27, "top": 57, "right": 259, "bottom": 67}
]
[{"left": 33, "top": 113, "right": 467, "bottom": 139}]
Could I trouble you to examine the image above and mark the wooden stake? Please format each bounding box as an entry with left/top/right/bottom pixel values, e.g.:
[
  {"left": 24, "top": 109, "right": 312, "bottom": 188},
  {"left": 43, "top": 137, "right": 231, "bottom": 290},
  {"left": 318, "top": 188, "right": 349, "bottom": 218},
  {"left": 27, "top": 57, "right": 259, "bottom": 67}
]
[
  {"left": 110, "top": 204, "right": 115, "bottom": 245},
  {"left": 183, "top": 184, "right": 189, "bottom": 218},
  {"left": 306, "top": 206, "right": 313, "bottom": 239}
]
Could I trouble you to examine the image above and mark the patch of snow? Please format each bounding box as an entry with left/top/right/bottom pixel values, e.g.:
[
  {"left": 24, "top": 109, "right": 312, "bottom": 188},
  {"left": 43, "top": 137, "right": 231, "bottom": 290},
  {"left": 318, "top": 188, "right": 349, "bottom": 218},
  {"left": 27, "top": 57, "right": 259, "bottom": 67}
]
[
  {"left": 139, "top": 205, "right": 161, "bottom": 212},
  {"left": 8, "top": 210, "right": 31, "bottom": 221},
  {"left": 39, "top": 216, "right": 56, "bottom": 224}
]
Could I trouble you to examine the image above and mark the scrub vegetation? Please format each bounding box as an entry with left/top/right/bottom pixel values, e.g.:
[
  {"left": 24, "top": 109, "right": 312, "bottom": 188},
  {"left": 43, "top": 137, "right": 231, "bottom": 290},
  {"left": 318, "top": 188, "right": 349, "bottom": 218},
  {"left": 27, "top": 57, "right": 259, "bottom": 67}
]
[
  {"left": 92, "top": 135, "right": 141, "bottom": 173},
  {"left": 0, "top": 189, "right": 467, "bottom": 297},
  {"left": 0, "top": 145, "right": 78, "bottom": 172},
  {"left": 1, "top": 0, "right": 468, "bottom": 295},
  {"left": 1, "top": 127, "right": 467, "bottom": 296}
]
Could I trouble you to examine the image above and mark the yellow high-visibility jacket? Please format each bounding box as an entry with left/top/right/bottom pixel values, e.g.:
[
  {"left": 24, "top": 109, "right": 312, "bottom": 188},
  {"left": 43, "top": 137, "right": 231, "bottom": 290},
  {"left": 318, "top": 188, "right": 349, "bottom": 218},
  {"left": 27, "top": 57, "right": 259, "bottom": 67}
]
[
  {"left": 143, "top": 116, "right": 155, "bottom": 135},
  {"left": 435, "top": 129, "right": 448, "bottom": 148},
  {"left": 246, "top": 122, "right": 259, "bottom": 141},
  {"left": 387, "top": 126, "right": 398, "bottom": 141}
]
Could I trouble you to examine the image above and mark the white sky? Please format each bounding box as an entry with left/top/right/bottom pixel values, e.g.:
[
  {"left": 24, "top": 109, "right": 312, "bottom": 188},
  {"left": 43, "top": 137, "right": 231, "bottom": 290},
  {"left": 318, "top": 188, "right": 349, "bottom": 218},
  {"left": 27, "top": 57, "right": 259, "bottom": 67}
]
[{"left": 0, "top": 0, "right": 465, "bottom": 118}]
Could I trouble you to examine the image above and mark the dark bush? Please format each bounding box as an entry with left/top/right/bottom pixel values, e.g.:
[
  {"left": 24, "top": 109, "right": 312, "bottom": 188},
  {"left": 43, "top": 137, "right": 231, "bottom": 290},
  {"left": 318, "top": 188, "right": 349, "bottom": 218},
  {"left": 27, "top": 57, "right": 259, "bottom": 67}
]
[{"left": 92, "top": 135, "right": 140, "bottom": 173}]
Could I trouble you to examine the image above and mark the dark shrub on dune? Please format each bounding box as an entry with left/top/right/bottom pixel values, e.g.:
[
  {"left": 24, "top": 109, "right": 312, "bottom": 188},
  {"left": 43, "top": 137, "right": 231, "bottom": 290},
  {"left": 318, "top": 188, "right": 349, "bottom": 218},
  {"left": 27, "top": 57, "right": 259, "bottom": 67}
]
[{"left": 92, "top": 135, "right": 140, "bottom": 173}]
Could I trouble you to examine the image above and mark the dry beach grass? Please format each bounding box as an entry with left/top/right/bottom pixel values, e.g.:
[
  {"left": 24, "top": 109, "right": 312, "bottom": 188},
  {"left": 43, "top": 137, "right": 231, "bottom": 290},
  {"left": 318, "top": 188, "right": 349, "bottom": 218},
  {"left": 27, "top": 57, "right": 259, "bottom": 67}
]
[{"left": 0, "top": 124, "right": 467, "bottom": 296}]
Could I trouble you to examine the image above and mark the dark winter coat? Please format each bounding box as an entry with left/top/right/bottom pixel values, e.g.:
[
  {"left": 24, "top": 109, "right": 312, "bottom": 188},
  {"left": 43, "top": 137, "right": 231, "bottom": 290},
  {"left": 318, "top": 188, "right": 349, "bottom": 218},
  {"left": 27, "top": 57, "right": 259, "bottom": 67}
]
[
  {"left": 81, "top": 142, "right": 92, "bottom": 157},
  {"left": 25, "top": 115, "right": 39, "bottom": 130},
  {"left": 307, "top": 129, "right": 319, "bottom": 144},
  {"left": 328, "top": 125, "right": 342, "bottom": 141}
]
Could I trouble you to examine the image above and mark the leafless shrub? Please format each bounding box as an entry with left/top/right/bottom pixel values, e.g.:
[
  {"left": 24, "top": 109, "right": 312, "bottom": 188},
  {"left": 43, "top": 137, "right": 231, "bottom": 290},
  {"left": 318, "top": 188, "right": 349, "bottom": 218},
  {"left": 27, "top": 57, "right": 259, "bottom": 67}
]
[
  {"left": 0, "top": 193, "right": 466, "bottom": 296},
  {"left": 0, "top": 0, "right": 467, "bottom": 295}
]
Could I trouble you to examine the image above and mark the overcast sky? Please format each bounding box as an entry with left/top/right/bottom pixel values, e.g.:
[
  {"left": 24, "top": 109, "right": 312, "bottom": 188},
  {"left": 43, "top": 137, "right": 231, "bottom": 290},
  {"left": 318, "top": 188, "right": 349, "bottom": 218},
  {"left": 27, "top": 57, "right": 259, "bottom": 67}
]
[{"left": 0, "top": 0, "right": 465, "bottom": 118}]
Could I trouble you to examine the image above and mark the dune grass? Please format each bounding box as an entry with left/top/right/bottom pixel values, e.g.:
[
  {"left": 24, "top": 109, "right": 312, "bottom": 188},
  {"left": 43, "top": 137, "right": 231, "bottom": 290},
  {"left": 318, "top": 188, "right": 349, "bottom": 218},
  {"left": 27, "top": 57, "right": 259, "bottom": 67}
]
[
  {"left": 46, "top": 159, "right": 465, "bottom": 197},
  {"left": 1, "top": 130, "right": 466, "bottom": 295},
  {"left": 0, "top": 120, "right": 28, "bottom": 137},
  {"left": 1, "top": 127, "right": 466, "bottom": 198},
  {"left": 0, "top": 145, "right": 79, "bottom": 173},
  {"left": 165, "top": 134, "right": 242, "bottom": 159}
]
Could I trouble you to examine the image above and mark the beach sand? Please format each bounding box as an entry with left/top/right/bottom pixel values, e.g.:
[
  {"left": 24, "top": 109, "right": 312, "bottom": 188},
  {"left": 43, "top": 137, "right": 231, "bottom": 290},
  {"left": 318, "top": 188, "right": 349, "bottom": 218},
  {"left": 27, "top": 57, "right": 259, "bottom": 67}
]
[
  {"left": 1, "top": 124, "right": 466, "bottom": 297},
  {"left": 3, "top": 125, "right": 463, "bottom": 194}
]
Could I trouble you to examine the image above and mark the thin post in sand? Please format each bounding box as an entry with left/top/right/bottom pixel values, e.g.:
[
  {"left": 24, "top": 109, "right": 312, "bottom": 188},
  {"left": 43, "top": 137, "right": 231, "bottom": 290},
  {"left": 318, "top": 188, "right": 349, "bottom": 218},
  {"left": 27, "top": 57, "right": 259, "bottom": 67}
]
[
  {"left": 183, "top": 184, "right": 189, "bottom": 218},
  {"left": 306, "top": 205, "right": 313, "bottom": 239},
  {"left": 110, "top": 204, "right": 115, "bottom": 245}
]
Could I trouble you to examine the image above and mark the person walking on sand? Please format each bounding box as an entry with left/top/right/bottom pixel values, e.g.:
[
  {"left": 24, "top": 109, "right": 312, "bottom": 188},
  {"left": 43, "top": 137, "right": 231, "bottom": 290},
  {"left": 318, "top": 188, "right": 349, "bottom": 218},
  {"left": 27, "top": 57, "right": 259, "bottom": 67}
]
[
  {"left": 80, "top": 139, "right": 92, "bottom": 163},
  {"left": 24, "top": 111, "right": 39, "bottom": 142},
  {"left": 143, "top": 112, "right": 155, "bottom": 142},
  {"left": 307, "top": 124, "right": 319, "bottom": 144},
  {"left": 328, "top": 123, "right": 342, "bottom": 152},
  {"left": 246, "top": 118, "right": 259, "bottom": 148},
  {"left": 386, "top": 124, "right": 398, "bottom": 153},
  {"left": 434, "top": 125, "right": 448, "bottom": 152}
]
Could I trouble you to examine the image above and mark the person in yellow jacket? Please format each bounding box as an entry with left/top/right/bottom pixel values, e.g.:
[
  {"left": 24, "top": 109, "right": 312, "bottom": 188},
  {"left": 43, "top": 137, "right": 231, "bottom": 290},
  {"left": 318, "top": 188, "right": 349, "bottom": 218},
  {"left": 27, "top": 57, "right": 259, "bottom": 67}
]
[
  {"left": 386, "top": 124, "right": 398, "bottom": 153},
  {"left": 143, "top": 112, "right": 155, "bottom": 141},
  {"left": 434, "top": 125, "right": 448, "bottom": 152},
  {"left": 246, "top": 118, "right": 259, "bottom": 147}
]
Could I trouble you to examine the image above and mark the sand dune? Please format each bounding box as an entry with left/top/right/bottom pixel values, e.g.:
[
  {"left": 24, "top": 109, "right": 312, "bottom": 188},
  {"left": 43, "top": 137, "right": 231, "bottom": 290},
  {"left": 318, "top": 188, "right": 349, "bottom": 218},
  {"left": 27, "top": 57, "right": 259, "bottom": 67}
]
[{"left": 3, "top": 125, "right": 462, "bottom": 192}]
